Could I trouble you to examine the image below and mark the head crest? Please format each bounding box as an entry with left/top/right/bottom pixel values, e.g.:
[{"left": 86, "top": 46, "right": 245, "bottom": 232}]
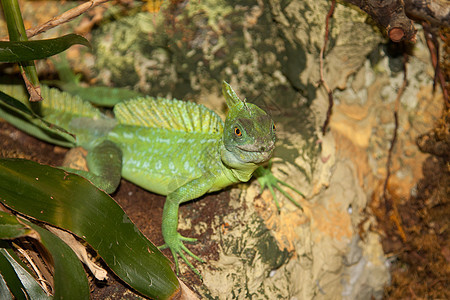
[
  {"left": 222, "top": 81, "right": 245, "bottom": 110},
  {"left": 243, "top": 98, "right": 250, "bottom": 112}
]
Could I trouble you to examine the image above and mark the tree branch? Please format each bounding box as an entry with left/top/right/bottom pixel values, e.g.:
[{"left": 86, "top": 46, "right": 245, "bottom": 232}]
[
  {"left": 343, "top": 0, "right": 417, "bottom": 42},
  {"left": 25, "top": 0, "right": 110, "bottom": 39}
]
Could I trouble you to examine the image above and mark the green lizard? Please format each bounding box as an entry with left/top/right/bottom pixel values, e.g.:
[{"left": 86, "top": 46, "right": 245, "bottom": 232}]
[{"left": 0, "top": 81, "right": 303, "bottom": 276}]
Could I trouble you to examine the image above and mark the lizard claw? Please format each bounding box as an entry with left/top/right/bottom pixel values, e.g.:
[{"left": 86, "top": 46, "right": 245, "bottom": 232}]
[
  {"left": 255, "top": 165, "right": 304, "bottom": 211},
  {"left": 158, "top": 233, "right": 205, "bottom": 278}
]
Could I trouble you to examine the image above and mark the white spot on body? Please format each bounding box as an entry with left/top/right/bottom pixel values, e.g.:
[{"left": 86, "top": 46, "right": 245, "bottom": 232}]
[
  {"left": 129, "top": 158, "right": 141, "bottom": 168},
  {"left": 156, "top": 137, "right": 170, "bottom": 144},
  {"left": 123, "top": 132, "right": 133, "bottom": 139}
]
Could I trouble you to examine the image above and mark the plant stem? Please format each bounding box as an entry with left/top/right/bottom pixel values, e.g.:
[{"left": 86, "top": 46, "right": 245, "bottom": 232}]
[{"left": 1, "top": 0, "right": 41, "bottom": 101}]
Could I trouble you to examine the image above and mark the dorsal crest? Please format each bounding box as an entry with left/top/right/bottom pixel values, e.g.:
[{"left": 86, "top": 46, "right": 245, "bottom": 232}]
[
  {"left": 0, "top": 84, "right": 102, "bottom": 119},
  {"left": 114, "top": 97, "right": 223, "bottom": 135},
  {"left": 40, "top": 86, "right": 102, "bottom": 118}
]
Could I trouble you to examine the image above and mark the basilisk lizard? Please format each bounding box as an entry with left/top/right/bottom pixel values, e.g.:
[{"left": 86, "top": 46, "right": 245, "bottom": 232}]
[{"left": 0, "top": 81, "right": 303, "bottom": 276}]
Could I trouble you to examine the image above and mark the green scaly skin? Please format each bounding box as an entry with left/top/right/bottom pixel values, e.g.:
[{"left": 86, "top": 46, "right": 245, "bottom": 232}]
[
  {"left": 1, "top": 81, "right": 304, "bottom": 277},
  {"left": 106, "top": 82, "right": 277, "bottom": 276}
]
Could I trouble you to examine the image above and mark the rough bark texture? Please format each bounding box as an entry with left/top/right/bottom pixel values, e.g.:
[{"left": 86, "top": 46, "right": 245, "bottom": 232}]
[
  {"left": 405, "top": 0, "right": 450, "bottom": 27},
  {"left": 344, "top": 0, "right": 417, "bottom": 42},
  {"left": 342, "top": 0, "right": 450, "bottom": 42}
]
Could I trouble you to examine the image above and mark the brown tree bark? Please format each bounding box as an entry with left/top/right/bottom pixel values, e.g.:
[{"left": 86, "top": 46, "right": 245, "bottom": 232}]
[
  {"left": 344, "top": 0, "right": 417, "bottom": 42},
  {"left": 342, "top": 0, "right": 449, "bottom": 42}
]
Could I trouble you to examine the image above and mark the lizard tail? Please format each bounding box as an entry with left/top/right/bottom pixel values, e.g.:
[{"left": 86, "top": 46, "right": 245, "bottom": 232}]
[{"left": 0, "top": 83, "right": 114, "bottom": 148}]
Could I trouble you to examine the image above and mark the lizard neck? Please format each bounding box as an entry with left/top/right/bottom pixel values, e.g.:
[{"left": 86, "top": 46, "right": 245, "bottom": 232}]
[{"left": 218, "top": 140, "right": 259, "bottom": 183}]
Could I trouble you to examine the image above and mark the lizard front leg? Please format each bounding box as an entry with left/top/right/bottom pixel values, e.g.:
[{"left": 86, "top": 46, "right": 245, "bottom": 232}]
[
  {"left": 158, "top": 176, "right": 214, "bottom": 277},
  {"left": 255, "top": 164, "right": 305, "bottom": 211},
  {"left": 62, "top": 140, "right": 122, "bottom": 194}
]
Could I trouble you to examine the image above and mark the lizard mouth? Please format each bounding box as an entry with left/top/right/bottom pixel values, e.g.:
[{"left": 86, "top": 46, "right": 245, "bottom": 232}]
[
  {"left": 235, "top": 141, "right": 275, "bottom": 153},
  {"left": 222, "top": 143, "right": 274, "bottom": 167},
  {"left": 234, "top": 143, "right": 274, "bottom": 164}
]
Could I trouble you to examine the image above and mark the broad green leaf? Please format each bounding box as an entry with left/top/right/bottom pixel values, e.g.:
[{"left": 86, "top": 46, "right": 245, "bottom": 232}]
[
  {"left": 0, "top": 90, "right": 76, "bottom": 147},
  {"left": 0, "top": 159, "right": 180, "bottom": 299},
  {"left": 49, "top": 56, "right": 143, "bottom": 107},
  {"left": 61, "top": 84, "right": 144, "bottom": 107},
  {"left": 0, "top": 247, "right": 50, "bottom": 300},
  {"left": 0, "top": 246, "right": 27, "bottom": 300},
  {"left": 0, "top": 272, "right": 13, "bottom": 300},
  {"left": 0, "top": 211, "right": 36, "bottom": 240},
  {"left": 0, "top": 34, "right": 91, "bottom": 63},
  {"left": 24, "top": 221, "right": 89, "bottom": 299},
  {"left": 0, "top": 211, "right": 87, "bottom": 299}
]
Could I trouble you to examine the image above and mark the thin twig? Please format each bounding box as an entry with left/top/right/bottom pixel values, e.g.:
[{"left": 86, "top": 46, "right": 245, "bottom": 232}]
[
  {"left": 383, "top": 52, "right": 408, "bottom": 211},
  {"left": 382, "top": 52, "right": 408, "bottom": 243},
  {"left": 319, "top": 0, "right": 336, "bottom": 136},
  {"left": 423, "top": 24, "right": 449, "bottom": 109},
  {"left": 25, "top": 0, "right": 110, "bottom": 39},
  {"left": 13, "top": 242, "right": 53, "bottom": 295}
]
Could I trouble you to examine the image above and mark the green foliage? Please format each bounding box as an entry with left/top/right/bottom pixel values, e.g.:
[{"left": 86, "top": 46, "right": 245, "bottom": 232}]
[
  {"left": 0, "top": 212, "right": 35, "bottom": 240},
  {"left": 1, "top": 0, "right": 41, "bottom": 99},
  {"left": 0, "top": 34, "right": 91, "bottom": 63},
  {"left": 0, "top": 247, "right": 47, "bottom": 300},
  {"left": 0, "top": 90, "right": 76, "bottom": 147},
  {"left": 0, "top": 1, "right": 180, "bottom": 297},
  {"left": 0, "top": 0, "right": 90, "bottom": 101},
  {"left": 50, "top": 56, "right": 143, "bottom": 107},
  {"left": 0, "top": 213, "right": 90, "bottom": 300},
  {"left": 0, "top": 159, "right": 180, "bottom": 299}
]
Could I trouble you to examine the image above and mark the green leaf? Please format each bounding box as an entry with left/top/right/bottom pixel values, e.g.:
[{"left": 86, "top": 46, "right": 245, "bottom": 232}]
[
  {"left": 0, "top": 34, "right": 91, "bottom": 63},
  {"left": 61, "top": 84, "right": 144, "bottom": 107},
  {"left": 0, "top": 272, "right": 13, "bottom": 300},
  {"left": 0, "top": 90, "right": 76, "bottom": 147},
  {"left": 49, "top": 55, "right": 143, "bottom": 107},
  {"left": 0, "top": 159, "right": 180, "bottom": 299},
  {"left": 0, "top": 211, "right": 36, "bottom": 240},
  {"left": 0, "top": 247, "right": 50, "bottom": 300},
  {"left": 23, "top": 221, "right": 89, "bottom": 299},
  {"left": 0, "top": 211, "right": 88, "bottom": 299},
  {"left": 0, "top": 247, "right": 27, "bottom": 300}
]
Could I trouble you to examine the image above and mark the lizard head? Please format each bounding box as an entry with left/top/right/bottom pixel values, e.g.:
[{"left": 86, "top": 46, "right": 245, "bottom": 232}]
[{"left": 220, "top": 81, "right": 276, "bottom": 168}]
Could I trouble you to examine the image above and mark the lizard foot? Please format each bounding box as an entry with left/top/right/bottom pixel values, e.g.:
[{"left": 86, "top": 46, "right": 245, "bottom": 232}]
[
  {"left": 255, "top": 165, "right": 305, "bottom": 211},
  {"left": 158, "top": 233, "right": 205, "bottom": 278}
]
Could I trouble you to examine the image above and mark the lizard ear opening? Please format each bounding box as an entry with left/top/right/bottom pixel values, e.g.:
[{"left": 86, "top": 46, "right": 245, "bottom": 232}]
[{"left": 222, "top": 81, "right": 244, "bottom": 110}]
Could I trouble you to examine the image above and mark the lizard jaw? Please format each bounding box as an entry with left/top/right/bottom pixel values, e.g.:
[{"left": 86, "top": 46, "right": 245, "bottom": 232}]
[
  {"left": 228, "top": 145, "right": 274, "bottom": 164},
  {"left": 235, "top": 141, "right": 275, "bottom": 153},
  {"left": 236, "top": 141, "right": 275, "bottom": 164}
]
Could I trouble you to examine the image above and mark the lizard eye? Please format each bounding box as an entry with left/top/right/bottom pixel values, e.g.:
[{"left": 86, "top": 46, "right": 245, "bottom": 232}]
[
  {"left": 234, "top": 127, "right": 242, "bottom": 137},
  {"left": 272, "top": 123, "right": 276, "bottom": 131}
]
